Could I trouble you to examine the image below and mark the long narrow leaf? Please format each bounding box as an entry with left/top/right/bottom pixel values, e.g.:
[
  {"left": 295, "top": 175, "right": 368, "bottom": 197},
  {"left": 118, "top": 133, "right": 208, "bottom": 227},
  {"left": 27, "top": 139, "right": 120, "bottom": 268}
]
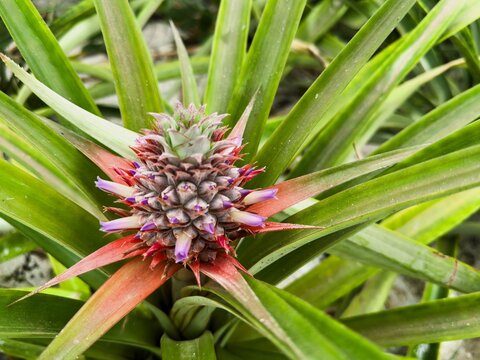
[
  {"left": 0, "top": 91, "right": 111, "bottom": 218},
  {"left": 330, "top": 225, "right": 480, "bottom": 293},
  {"left": 239, "top": 145, "right": 480, "bottom": 273},
  {"left": 170, "top": 22, "right": 200, "bottom": 106},
  {"left": 251, "top": 0, "right": 416, "bottom": 187},
  {"left": 0, "top": 160, "right": 109, "bottom": 288},
  {"left": 0, "top": 0, "right": 100, "bottom": 115},
  {"left": 93, "top": 0, "right": 164, "bottom": 131},
  {"left": 38, "top": 258, "right": 179, "bottom": 359},
  {"left": 205, "top": 0, "right": 252, "bottom": 113},
  {"left": 161, "top": 331, "right": 216, "bottom": 360},
  {"left": 226, "top": 0, "right": 307, "bottom": 161},
  {"left": 342, "top": 292, "right": 480, "bottom": 346},
  {"left": 247, "top": 146, "right": 423, "bottom": 218},
  {"left": 376, "top": 83, "right": 480, "bottom": 153},
  {"left": 1, "top": 55, "right": 137, "bottom": 159},
  {"left": 300, "top": 0, "right": 460, "bottom": 171},
  {"left": 0, "top": 289, "right": 158, "bottom": 353}
]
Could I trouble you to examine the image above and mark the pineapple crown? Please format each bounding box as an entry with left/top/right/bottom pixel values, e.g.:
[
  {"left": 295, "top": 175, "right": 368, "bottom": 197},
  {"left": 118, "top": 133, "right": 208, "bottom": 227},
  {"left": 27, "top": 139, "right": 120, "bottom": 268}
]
[
  {"left": 96, "top": 103, "right": 276, "bottom": 266},
  {"left": 147, "top": 103, "right": 229, "bottom": 160}
]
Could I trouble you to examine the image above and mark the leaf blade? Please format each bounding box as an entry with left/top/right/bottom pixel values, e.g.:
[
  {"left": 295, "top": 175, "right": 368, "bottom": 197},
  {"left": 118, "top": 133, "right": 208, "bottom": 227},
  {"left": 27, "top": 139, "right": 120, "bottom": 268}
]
[
  {"left": 251, "top": 0, "right": 417, "bottom": 186},
  {"left": 93, "top": 0, "right": 164, "bottom": 131}
]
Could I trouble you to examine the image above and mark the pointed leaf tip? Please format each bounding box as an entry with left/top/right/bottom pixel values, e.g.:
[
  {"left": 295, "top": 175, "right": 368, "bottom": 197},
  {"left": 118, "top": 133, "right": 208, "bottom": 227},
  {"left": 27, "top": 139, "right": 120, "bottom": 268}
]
[
  {"left": 11, "top": 236, "right": 145, "bottom": 306},
  {"left": 249, "top": 221, "right": 323, "bottom": 234},
  {"left": 228, "top": 94, "right": 257, "bottom": 143},
  {"left": 38, "top": 258, "right": 181, "bottom": 359}
]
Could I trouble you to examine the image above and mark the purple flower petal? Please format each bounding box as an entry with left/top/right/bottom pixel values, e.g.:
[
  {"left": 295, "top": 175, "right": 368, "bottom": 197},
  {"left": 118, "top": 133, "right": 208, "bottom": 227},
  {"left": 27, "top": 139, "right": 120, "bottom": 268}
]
[
  {"left": 95, "top": 177, "right": 134, "bottom": 198},
  {"left": 100, "top": 216, "right": 141, "bottom": 232},
  {"left": 174, "top": 231, "right": 193, "bottom": 263},
  {"left": 140, "top": 222, "right": 156, "bottom": 231},
  {"left": 243, "top": 189, "right": 278, "bottom": 205},
  {"left": 230, "top": 210, "right": 266, "bottom": 227},
  {"left": 203, "top": 223, "right": 215, "bottom": 234},
  {"left": 222, "top": 200, "right": 233, "bottom": 209},
  {"left": 239, "top": 189, "right": 252, "bottom": 197}
]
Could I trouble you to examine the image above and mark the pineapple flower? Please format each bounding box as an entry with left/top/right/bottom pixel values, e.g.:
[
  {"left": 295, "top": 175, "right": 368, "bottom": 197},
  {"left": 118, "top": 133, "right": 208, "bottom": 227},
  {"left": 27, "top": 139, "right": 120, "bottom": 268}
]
[{"left": 18, "top": 102, "right": 322, "bottom": 354}]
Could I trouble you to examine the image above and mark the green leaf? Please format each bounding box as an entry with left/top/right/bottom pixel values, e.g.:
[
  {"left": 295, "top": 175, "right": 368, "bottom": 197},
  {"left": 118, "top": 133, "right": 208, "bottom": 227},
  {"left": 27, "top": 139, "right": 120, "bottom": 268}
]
[
  {"left": 48, "top": 255, "right": 91, "bottom": 297},
  {"left": 0, "top": 289, "right": 158, "bottom": 353},
  {"left": 0, "top": 0, "right": 100, "bottom": 116},
  {"left": 285, "top": 256, "right": 377, "bottom": 309},
  {"left": 38, "top": 258, "right": 177, "bottom": 359},
  {"left": 330, "top": 225, "right": 480, "bottom": 293},
  {"left": 0, "top": 338, "right": 133, "bottom": 360},
  {"left": 58, "top": 10, "right": 101, "bottom": 54},
  {"left": 136, "top": 0, "right": 164, "bottom": 28},
  {"left": 250, "top": 0, "right": 416, "bottom": 187},
  {"left": 297, "top": 0, "right": 347, "bottom": 42},
  {"left": 247, "top": 278, "right": 390, "bottom": 359},
  {"left": 145, "top": 302, "right": 181, "bottom": 340},
  {"left": 0, "top": 339, "right": 43, "bottom": 360},
  {"left": 155, "top": 57, "right": 210, "bottom": 82},
  {"left": 220, "top": 339, "right": 287, "bottom": 360},
  {"left": 407, "top": 237, "right": 456, "bottom": 359},
  {"left": 383, "top": 187, "right": 480, "bottom": 245},
  {"left": 205, "top": 0, "right": 252, "bottom": 114},
  {"left": 226, "top": 0, "right": 307, "bottom": 161},
  {"left": 171, "top": 296, "right": 236, "bottom": 333},
  {"left": 440, "top": 0, "right": 480, "bottom": 41},
  {"left": 299, "top": 0, "right": 460, "bottom": 171},
  {"left": 49, "top": 0, "right": 95, "bottom": 37},
  {"left": 376, "top": 82, "right": 480, "bottom": 154},
  {"left": 0, "top": 123, "right": 72, "bottom": 195},
  {"left": 239, "top": 145, "right": 480, "bottom": 274},
  {"left": 170, "top": 22, "right": 200, "bottom": 106},
  {"left": 1, "top": 55, "right": 137, "bottom": 159},
  {"left": 342, "top": 292, "right": 480, "bottom": 346},
  {"left": 391, "top": 117, "right": 480, "bottom": 172},
  {"left": 259, "top": 186, "right": 480, "bottom": 286},
  {"left": 0, "top": 159, "right": 108, "bottom": 288},
  {"left": 452, "top": 30, "right": 480, "bottom": 82},
  {"left": 161, "top": 331, "right": 217, "bottom": 360},
  {"left": 341, "top": 272, "right": 397, "bottom": 318},
  {"left": 0, "top": 231, "right": 36, "bottom": 262},
  {"left": 0, "top": 90, "right": 111, "bottom": 218},
  {"left": 93, "top": 0, "right": 164, "bottom": 131}
]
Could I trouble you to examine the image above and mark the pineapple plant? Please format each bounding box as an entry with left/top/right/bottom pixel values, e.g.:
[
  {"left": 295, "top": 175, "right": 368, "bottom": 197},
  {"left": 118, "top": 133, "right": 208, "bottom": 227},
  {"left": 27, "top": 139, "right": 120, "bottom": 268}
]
[{"left": 0, "top": 0, "right": 480, "bottom": 359}]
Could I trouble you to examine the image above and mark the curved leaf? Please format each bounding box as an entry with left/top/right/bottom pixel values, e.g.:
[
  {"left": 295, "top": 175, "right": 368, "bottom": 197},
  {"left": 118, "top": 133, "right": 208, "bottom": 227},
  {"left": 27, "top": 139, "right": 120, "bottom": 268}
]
[
  {"left": 0, "top": 289, "right": 158, "bottom": 353},
  {"left": 0, "top": 0, "right": 100, "bottom": 115},
  {"left": 38, "top": 258, "right": 179, "bottom": 359},
  {"left": 205, "top": 0, "right": 252, "bottom": 113},
  {"left": 299, "top": 0, "right": 460, "bottom": 171},
  {"left": 251, "top": 0, "right": 416, "bottom": 186},
  {"left": 170, "top": 22, "right": 200, "bottom": 106},
  {"left": 239, "top": 144, "right": 480, "bottom": 273},
  {"left": 0, "top": 91, "right": 110, "bottom": 218},
  {"left": 161, "top": 331, "right": 216, "bottom": 360},
  {"left": 93, "top": 0, "right": 164, "bottom": 130},
  {"left": 1, "top": 55, "right": 137, "bottom": 159},
  {"left": 376, "top": 82, "right": 480, "bottom": 153},
  {"left": 342, "top": 292, "right": 480, "bottom": 346},
  {"left": 330, "top": 225, "right": 480, "bottom": 293},
  {"left": 226, "top": 0, "right": 307, "bottom": 160},
  {"left": 247, "top": 146, "right": 423, "bottom": 218},
  {"left": 0, "top": 159, "right": 108, "bottom": 288}
]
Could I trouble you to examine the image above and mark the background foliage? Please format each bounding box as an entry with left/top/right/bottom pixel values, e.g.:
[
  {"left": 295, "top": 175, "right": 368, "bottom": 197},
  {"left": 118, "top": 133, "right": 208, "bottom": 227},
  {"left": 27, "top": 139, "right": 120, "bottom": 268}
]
[{"left": 1, "top": 0, "right": 480, "bottom": 358}]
